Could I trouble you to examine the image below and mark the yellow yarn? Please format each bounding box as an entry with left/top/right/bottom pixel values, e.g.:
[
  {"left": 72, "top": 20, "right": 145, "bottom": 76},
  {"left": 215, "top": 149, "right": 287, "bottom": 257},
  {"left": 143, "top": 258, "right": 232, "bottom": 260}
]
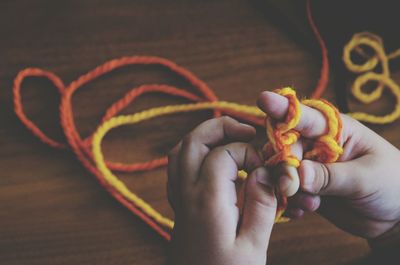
[
  {"left": 344, "top": 32, "right": 400, "bottom": 124},
  {"left": 264, "top": 88, "right": 343, "bottom": 168},
  {"left": 275, "top": 87, "right": 302, "bottom": 131},
  {"left": 92, "top": 101, "right": 266, "bottom": 229},
  {"left": 265, "top": 88, "right": 302, "bottom": 222},
  {"left": 91, "top": 86, "right": 346, "bottom": 228},
  {"left": 302, "top": 99, "right": 343, "bottom": 162},
  {"left": 90, "top": 32, "right": 400, "bottom": 231},
  {"left": 265, "top": 87, "right": 302, "bottom": 168},
  {"left": 263, "top": 87, "right": 343, "bottom": 222}
]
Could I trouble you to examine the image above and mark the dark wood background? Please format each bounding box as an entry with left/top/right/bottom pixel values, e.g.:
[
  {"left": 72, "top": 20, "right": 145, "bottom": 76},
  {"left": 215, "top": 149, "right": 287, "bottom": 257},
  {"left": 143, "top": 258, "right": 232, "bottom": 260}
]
[{"left": 1, "top": 1, "right": 400, "bottom": 264}]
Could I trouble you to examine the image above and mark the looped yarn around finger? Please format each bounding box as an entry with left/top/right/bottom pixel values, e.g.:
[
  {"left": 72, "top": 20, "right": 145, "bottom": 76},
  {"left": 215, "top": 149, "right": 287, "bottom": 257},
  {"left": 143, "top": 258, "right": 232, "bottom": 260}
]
[
  {"left": 263, "top": 87, "right": 344, "bottom": 221},
  {"left": 264, "top": 87, "right": 302, "bottom": 168},
  {"left": 12, "top": 1, "right": 400, "bottom": 241},
  {"left": 302, "top": 99, "right": 343, "bottom": 163}
]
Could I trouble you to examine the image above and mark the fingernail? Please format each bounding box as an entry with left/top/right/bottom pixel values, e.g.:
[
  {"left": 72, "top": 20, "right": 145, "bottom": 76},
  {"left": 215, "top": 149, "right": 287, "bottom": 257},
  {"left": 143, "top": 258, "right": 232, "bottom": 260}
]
[{"left": 255, "top": 167, "right": 273, "bottom": 189}]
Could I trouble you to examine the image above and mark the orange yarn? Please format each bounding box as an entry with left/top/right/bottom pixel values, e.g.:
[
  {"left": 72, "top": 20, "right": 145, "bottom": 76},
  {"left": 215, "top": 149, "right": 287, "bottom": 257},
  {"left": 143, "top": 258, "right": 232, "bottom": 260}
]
[
  {"left": 12, "top": 0, "right": 331, "bottom": 240},
  {"left": 12, "top": 0, "right": 400, "bottom": 242},
  {"left": 13, "top": 56, "right": 267, "bottom": 240},
  {"left": 307, "top": 0, "right": 329, "bottom": 99},
  {"left": 302, "top": 99, "right": 343, "bottom": 162},
  {"left": 264, "top": 88, "right": 302, "bottom": 168},
  {"left": 262, "top": 87, "right": 343, "bottom": 221}
]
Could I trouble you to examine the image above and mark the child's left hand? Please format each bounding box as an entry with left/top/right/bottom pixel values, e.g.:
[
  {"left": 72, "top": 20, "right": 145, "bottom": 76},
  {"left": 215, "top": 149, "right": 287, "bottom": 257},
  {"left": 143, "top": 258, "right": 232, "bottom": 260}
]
[{"left": 167, "top": 116, "right": 277, "bottom": 265}]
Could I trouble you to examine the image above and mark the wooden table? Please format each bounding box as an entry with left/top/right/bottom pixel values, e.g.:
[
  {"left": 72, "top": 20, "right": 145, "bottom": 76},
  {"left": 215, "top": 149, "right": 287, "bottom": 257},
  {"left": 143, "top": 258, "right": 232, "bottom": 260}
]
[{"left": 2, "top": 1, "right": 400, "bottom": 264}]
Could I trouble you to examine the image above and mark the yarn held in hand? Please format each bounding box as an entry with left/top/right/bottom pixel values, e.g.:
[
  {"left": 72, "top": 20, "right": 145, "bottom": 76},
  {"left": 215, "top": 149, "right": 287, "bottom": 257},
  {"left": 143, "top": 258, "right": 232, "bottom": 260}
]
[
  {"left": 90, "top": 86, "right": 344, "bottom": 227},
  {"left": 262, "top": 87, "right": 343, "bottom": 221},
  {"left": 12, "top": 0, "right": 400, "bottom": 241}
]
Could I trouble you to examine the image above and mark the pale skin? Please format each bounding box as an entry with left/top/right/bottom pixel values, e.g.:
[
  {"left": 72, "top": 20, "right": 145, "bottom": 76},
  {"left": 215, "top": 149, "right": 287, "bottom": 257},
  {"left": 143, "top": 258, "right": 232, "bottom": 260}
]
[{"left": 167, "top": 91, "right": 400, "bottom": 265}]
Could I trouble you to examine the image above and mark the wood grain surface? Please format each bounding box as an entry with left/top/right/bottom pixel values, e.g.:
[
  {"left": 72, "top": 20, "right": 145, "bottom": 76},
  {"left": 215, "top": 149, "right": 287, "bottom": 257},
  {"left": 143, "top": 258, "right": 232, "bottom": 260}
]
[{"left": 1, "top": 1, "right": 400, "bottom": 264}]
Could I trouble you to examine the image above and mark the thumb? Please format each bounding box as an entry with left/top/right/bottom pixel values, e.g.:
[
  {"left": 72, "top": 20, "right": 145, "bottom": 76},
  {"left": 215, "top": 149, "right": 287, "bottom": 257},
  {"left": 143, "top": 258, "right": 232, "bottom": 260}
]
[
  {"left": 299, "top": 159, "right": 367, "bottom": 197},
  {"left": 238, "top": 167, "right": 277, "bottom": 250}
]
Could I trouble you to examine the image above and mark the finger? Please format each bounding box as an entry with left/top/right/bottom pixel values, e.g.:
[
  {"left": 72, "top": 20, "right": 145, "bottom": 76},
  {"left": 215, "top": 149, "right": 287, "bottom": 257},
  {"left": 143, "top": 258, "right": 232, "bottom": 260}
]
[
  {"left": 196, "top": 143, "right": 263, "bottom": 241},
  {"left": 298, "top": 158, "right": 370, "bottom": 197},
  {"left": 180, "top": 116, "right": 256, "bottom": 187},
  {"left": 198, "top": 142, "right": 263, "bottom": 198},
  {"left": 167, "top": 142, "right": 182, "bottom": 211},
  {"left": 257, "top": 91, "right": 328, "bottom": 138},
  {"left": 283, "top": 208, "right": 305, "bottom": 219},
  {"left": 238, "top": 167, "right": 277, "bottom": 249},
  {"left": 258, "top": 92, "right": 380, "bottom": 161},
  {"left": 288, "top": 192, "right": 321, "bottom": 212},
  {"left": 337, "top": 114, "right": 380, "bottom": 161},
  {"left": 273, "top": 139, "right": 303, "bottom": 197}
]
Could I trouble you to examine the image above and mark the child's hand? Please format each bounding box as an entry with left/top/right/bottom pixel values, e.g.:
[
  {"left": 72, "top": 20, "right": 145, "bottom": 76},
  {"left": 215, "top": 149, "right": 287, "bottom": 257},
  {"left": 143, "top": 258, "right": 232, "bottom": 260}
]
[
  {"left": 258, "top": 91, "right": 400, "bottom": 239},
  {"left": 167, "top": 117, "right": 277, "bottom": 265}
]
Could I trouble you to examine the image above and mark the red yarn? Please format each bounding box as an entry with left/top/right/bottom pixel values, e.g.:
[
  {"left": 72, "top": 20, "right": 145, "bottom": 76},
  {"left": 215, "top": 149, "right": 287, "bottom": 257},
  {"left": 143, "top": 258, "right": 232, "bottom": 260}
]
[
  {"left": 13, "top": 0, "right": 328, "bottom": 240},
  {"left": 307, "top": 0, "right": 329, "bottom": 99},
  {"left": 13, "top": 57, "right": 265, "bottom": 240}
]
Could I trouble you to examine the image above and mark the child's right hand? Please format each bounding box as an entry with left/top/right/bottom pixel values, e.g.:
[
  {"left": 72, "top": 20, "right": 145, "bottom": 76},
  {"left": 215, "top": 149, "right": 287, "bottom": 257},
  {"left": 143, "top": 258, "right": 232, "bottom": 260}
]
[{"left": 258, "top": 91, "right": 400, "bottom": 240}]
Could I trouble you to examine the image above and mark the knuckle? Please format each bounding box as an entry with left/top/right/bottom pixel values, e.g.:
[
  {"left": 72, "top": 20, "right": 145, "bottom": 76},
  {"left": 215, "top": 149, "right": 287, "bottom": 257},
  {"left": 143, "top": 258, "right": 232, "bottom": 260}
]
[
  {"left": 317, "top": 163, "right": 332, "bottom": 193},
  {"left": 251, "top": 195, "right": 277, "bottom": 213},
  {"left": 247, "top": 178, "right": 277, "bottom": 210}
]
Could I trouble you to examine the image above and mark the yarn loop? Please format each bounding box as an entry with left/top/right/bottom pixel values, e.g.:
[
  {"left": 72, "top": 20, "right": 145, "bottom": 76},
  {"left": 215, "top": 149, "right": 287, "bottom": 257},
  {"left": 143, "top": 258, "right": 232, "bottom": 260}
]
[
  {"left": 344, "top": 32, "right": 400, "bottom": 124},
  {"left": 262, "top": 87, "right": 343, "bottom": 221},
  {"left": 12, "top": 1, "right": 400, "bottom": 240}
]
